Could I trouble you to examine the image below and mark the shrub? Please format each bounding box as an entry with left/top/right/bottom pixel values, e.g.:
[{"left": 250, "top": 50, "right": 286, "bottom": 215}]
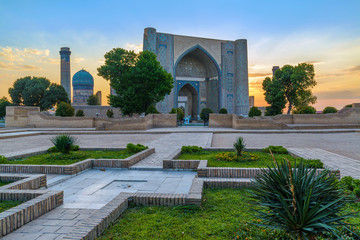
[
  {"left": 234, "top": 137, "right": 246, "bottom": 156},
  {"left": 293, "top": 106, "right": 316, "bottom": 114},
  {"left": 75, "top": 109, "right": 85, "bottom": 117},
  {"left": 345, "top": 104, "right": 352, "bottom": 108},
  {"left": 354, "top": 188, "right": 360, "bottom": 197},
  {"left": 322, "top": 106, "right": 337, "bottom": 114},
  {"left": 106, "top": 109, "right": 114, "bottom": 118},
  {"left": 219, "top": 108, "right": 228, "bottom": 114},
  {"left": 200, "top": 108, "right": 213, "bottom": 122},
  {"left": 181, "top": 146, "right": 203, "bottom": 153},
  {"left": 48, "top": 144, "right": 79, "bottom": 153},
  {"left": 248, "top": 106, "right": 262, "bottom": 117},
  {"left": 262, "top": 145, "right": 288, "bottom": 154},
  {"left": 249, "top": 160, "right": 351, "bottom": 239},
  {"left": 146, "top": 105, "right": 159, "bottom": 115},
  {"left": 0, "top": 155, "right": 7, "bottom": 164},
  {"left": 126, "top": 143, "right": 148, "bottom": 153},
  {"left": 48, "top": 146, "right": 58, "bottom": 153},
  {"left": 295, "top": 158, "right": 323, "bottom": 169},
  {"left": 50, "top": 134, "right": 78, "bottom": 154},
  {"left": 338, "top": 176, "right": 360, "bottom": 197},
  {"left": 55, "top": 102, "right": 74, "bottom": 117},
  {"left": 170, "top": 108, "right": 184, "bottom": 121}
]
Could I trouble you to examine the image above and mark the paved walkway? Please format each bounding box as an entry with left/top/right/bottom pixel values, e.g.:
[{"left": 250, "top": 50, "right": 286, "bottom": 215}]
[{"left": 288, "top": 148, "right": 360, "bottom": 179}]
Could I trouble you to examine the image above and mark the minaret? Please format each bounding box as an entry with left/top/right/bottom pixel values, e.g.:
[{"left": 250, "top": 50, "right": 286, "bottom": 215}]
[
  {"left": 59, "top": 47, "right": 71, "bottom": 101},
  {"left": 272, "top": 66, "right": 279, "bottom": 76}
]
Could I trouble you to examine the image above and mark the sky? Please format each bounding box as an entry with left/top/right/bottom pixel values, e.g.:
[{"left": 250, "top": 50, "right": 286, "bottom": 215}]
[{"left": 0, "top": 0, "right": 359, "bottom": 110}]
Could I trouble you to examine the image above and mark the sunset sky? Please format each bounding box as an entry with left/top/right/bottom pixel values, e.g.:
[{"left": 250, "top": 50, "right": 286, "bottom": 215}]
[{"left": 0, "top": 0, "right": 359, "bottom": 110}]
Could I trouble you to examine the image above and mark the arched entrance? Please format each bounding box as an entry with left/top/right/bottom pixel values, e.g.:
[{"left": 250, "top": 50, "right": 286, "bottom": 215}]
[
  {"left": 175, "top": 45, "right": 221, "bottom": 116},
  {"left": 178, "top": 83, "right": 198, "bottom": 118}
]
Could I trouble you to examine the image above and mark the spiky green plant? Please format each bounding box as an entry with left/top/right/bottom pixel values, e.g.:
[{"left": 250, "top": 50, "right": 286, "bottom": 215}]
[
  {"left": 233, "top": 137, "right": 246, "bottom": 156},
  {"left": 50, "top": 134, "right": 78, "bottom": 154},
  {"left": 249, "top": 159, "right": 352, "bottom": 239}
]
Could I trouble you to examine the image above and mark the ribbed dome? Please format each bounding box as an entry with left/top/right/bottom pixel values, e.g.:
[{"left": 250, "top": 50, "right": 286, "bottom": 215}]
[{"left": 72, "top": 70, "right": 94, "bottom": 86}]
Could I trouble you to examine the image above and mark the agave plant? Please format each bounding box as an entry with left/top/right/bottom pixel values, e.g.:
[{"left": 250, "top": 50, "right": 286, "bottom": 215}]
[
  {"left": 51, "top": 134, "right": 78, "bottom": 154},
  {"left": 249, "top": 159, "right": 351, "bottom": 239},
  {"left": 233, "top": 136, "right": 246, "bottom": 156}
]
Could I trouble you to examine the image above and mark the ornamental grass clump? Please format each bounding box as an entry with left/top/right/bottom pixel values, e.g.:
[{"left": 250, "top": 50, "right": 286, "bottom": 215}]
[
  {"left": 51, "top": 134, "right": 78, "bottom": 154},
  {"left": 249, "top": 159, "right": 352, "bottom": 239},
  {"left": 234, "top": 137, "right": 246, "bottom": 156}
]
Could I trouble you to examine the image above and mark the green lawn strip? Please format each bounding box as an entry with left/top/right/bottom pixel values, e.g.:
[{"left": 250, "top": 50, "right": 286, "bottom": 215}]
[
  {"left": 178, "top": 151, "right": 301, "bottom": 168},
  {"left": 5, "top": 150, "right": 134, "bottom": 165},
  {"left": 0, "top": 181, "right": 11, "bottom": 187},
  {"left": 98, "top": 188, "right": 360, "bottom": 239},
  {"left": 0, "top": 200, "right": 23, "bottom": 213}
]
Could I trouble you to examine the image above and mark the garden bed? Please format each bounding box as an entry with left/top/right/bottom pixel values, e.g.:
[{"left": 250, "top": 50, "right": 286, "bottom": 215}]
[
  {"left": 4, "top": 150, "right": 133, "bottom": 165},
  {"left": 0, "top": 200, "right": 22, "bottom": 213},
  {"left": 98, "top": 188, "right": 360, "bottom": 240}
]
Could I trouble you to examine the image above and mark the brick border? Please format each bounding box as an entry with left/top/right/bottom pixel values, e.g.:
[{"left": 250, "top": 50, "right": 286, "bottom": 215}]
[
  {"left": 163, "top": 148, "right": 341, "bottom": 179},
  {"left": 0, "top": 174, "right": 63, "bottom": 237},
  {"left": 0, "top": 148, "right": 155, "bottom": 175}
]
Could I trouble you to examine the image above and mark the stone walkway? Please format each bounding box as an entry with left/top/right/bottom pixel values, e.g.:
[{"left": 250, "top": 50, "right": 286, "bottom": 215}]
[{"left": 288, "top": 148, "right": 360, "bottom": 179}]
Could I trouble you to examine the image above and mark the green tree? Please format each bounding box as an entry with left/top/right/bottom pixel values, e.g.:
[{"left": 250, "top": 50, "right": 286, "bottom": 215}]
[
  {"left": 98, "top": 48, "right": 173, "bottom": 116},
  {"left": 200, "top": 108, "right": 213, "bottom": 122},
  {"left": 87, "top": 95, "right": 100, "bottom": 105},
  {"left": 0, "top": 97, "right": 12, "bottom": 118},
  {"left": 322, "top": 106, "right": 337, "bottom": 114},
  {"left": 219, "top": 108, "right": 228, "bottom": 114},
  {"left": 8, "top": 76, "right": 69, "bottom": 110},
  {"left": 75, "top": 109, "right": 85, "bottom": 117},
  {"left": 262, "top": 63, "right": 317, "bottom": 115},
  {"left": 248, "top": 106, "right": 262, "bottom": 117},
  {"left": 55, "top": 102, "right": 74, "bottom": 117},
  {"left": 146, "top": 105, "right": 159, "bottom": 115},
  {"left": 106, "top": 109, "right": 114, "bottom": 118},
  {"left": 293, "top": 105, "right": 316, "bottom": 114}
]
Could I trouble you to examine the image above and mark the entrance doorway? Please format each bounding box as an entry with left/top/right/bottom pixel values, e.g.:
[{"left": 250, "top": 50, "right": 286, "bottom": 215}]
[{"left": 178, "top": 83, "right": 198, "bottom": 118}]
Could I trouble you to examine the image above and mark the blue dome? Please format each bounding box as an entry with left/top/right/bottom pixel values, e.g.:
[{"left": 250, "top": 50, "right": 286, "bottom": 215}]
[{"left": 72, "top": 70, "right": 94, "bottom": 86}]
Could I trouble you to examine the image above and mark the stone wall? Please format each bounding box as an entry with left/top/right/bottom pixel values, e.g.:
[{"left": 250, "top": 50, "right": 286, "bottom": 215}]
[
  {"left": 73, "top": 105, "right": 122, "bottom": 118},
  {"left": 5, "top": 106, "right": 176, "bottom": 130}
]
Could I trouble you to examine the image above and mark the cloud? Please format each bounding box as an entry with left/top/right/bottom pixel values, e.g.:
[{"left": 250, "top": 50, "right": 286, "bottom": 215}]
[
  {"left": 315, "top": 90, "right": 360, "bottom": 100},
  {"left": 317, "top": 65, "right": 360, "bottom": 79},
  {"left": 73, "top": 57, "right": 85, "bottom": 63},
  {"left": 125, "top": 43, "right": 143, "bottom": 53},
  {"left": 0, "top": 61, "right": 42, "bottom": 71},
  {"left": 249, "top": 72, "right": 272, "bottom": 78},
  {"left": 303, "top": 61, "right": 324, "bottom": 65},
  {"left": 0, "top": 46, "right": 50, "bottom": 62}
]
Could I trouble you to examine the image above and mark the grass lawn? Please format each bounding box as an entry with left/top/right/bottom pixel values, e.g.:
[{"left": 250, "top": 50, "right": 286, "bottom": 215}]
[
  {"left": 178, "top": 151, "right": 314, "bottom": 168},
  {"left": 5, "top": 150, "right": 134, "bottom": 165},
  {"left": 0, "top": 181, "right": 11, "bottom": 187},
  {"left": 98, "top": 188, "right": 360, "bottom": 240},
  {"left": 0, "top": 200, "right": 23, "bottom": 213}
]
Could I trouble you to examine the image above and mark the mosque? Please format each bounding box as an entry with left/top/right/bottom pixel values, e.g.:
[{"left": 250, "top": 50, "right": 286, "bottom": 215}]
[{"left": 59, "top": 47, "right": 100, "bottom": 106}]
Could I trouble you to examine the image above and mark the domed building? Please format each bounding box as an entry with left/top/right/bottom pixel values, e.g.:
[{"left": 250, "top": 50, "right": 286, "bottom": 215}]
[{"left": 72, "top": 69, "right": 94, "bottom": 105}]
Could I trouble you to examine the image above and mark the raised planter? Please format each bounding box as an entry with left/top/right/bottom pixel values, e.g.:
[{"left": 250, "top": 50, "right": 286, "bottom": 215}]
[{"left": 0, "top": 148, "right": 155, "bottom": 175}]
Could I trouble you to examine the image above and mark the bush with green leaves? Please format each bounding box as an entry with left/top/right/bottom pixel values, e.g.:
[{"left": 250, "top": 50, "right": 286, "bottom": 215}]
[
  {"left": 322, "top": 106, "right": 337, "bottom": 114},
  {"left": 200, "top": 108, "right": 213, "bottom": 122},
  {"left": 55, "top": 102, "right": 74, "bottom": 117},
  {"left": 50, "top": 134, "right": 78, "bottom": 154},
  {"left": 48, "top": 145, "right": 79, "bottom": 153},
  {"left": 0, "top": 155, "right": 7, "bottom": 164},
  {"left": 219, "top": 108, "right": 228, "bottom": 114},
  {"left": 75, "top": 109, "right": 85, "bottom": 117},
  {"left": 181, "top": 146, "right": 203, "bottom": 153},
  {"left": 248, "top": 106, "right": 262, "bottom": 117},
  {"left": 145, "top": 105, "right": 159, "bottom": 115},
  {"left": 126, "top": 143, "right": 148, "bottom": 153},
  {"left": 249, "top": 160, "right": 351, "bottom": 239},
  {"left": 262, "top": 145, "right": 288, "bottom": 154},
  {"left": 295, "top": 158, "right": 323, "bottom": 169},
  {"left": 293, "top": 105, "right": 316, "bottom": 114},
  {"left": 169, "top": 108, "right": 184, "bottom": 121},
  {"left": 106, "top": 109, "right": 114, "bottom": 118},
  {"left": 345, "top": 104, "right": 352, "bottom": 108},
  {"left": 338, "top": 176, "right": 360, "bottom": 197},
  {"left": 234, "top": 137, "right": 246, "bottom": 157}
]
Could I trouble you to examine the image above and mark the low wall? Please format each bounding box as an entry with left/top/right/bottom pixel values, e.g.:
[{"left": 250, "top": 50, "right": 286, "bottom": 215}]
[
  {"left": 5, "top": 106, "right": 177, "bottom": 130},
  {"left": 208, "top": 114, "right": 232, "bottom": 128},
  {"left": 73, "top": 105, "right": 122, "bottom": 118}
]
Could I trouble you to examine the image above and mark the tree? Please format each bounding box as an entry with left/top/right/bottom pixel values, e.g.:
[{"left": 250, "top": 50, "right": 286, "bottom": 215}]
[
  {"left": 8, "top": 76, "right": 69, "bottom": 110},
  {"left": 0, "top": 97, "right": 11, "bottom": 118},
  {"left": 98, "top": 48, "right": 173, "bottom": 116},
  {"left": 145, "top": 105, "right": 159, "bottom": 115},
  {"left": 200, "top": 108, "right": 213, "bottom": 122},
  {"left": 262, "top": 63, "right": 317, "bottom": 115},
  {"left": 55, "top": 102, "right": 74, "bottom": 117},
  {"left": 75, "top": 109, "right": 85, "bottom": 117},
  {"left": 219, "top": 108, "right": 228, "bottom": 114},
  {"left": 87, "top": 95, "right": 100, "bottom": 105},
  {"left": 293, "top": 105, "right": 316, "bottom": 114}
]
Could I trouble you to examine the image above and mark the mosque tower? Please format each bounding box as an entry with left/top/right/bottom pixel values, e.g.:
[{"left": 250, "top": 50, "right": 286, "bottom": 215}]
[{"left": 59, "top": 47, "right": 72, "bottom": 101}]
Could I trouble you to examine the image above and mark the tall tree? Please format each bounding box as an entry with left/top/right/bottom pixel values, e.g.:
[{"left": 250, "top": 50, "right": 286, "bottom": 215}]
[
  {"left": 98, "top": 48, "right": 173, "bottom": 116},
  {"left": 8, "top": 76, "right": 69, "bottom": 110},
  {"left": 0, "top": 97, "right": 11, "bottom": 118},
  {"left": 262, "top": 63, "right": 317, "bottom": 115},
  {"left": 87, "top": 95, "right": 100, "bottom": 105}
]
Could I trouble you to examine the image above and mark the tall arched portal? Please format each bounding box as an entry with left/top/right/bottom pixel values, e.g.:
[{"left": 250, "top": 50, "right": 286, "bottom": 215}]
[{"left": 175, "top": 46, "right": 220, "bottom": 116}]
